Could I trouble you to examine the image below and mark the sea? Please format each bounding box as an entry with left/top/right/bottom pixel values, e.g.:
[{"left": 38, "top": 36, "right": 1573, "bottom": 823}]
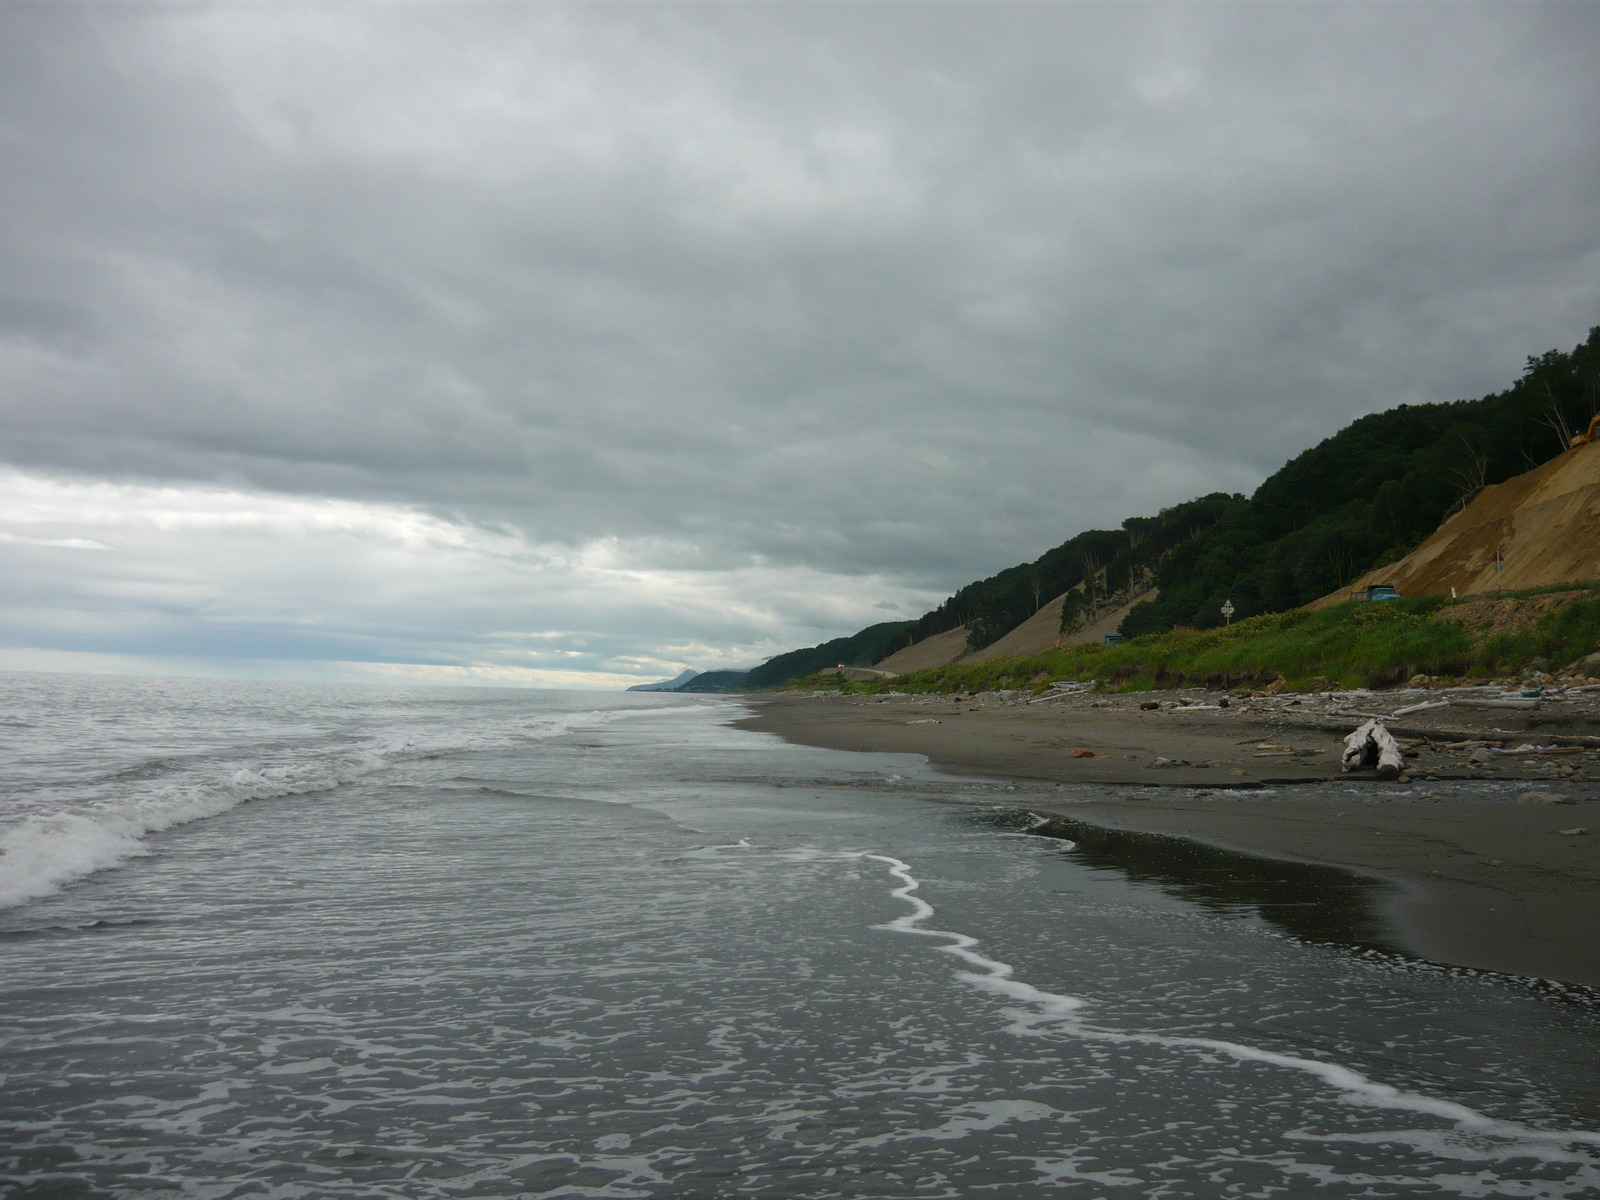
[{"left": 1, "top": 671, "right": 1598, "bottom": 1200}]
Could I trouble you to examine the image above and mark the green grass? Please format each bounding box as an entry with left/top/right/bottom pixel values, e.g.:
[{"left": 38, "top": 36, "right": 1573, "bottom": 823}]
[
  {"left": 791, "top": 589, "right": 1600, "bottom": 696},
  {"left": 1474, "top": 595, "right": 1600, "bottom": 674}
]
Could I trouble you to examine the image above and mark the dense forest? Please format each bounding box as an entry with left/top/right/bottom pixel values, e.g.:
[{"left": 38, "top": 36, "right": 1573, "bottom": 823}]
[
  {"left": 746, "top": 326, "right": 1599, "bottom": 688},
  {"left": 1125, "top": 326, "right": 1600, "bottom": 633}
]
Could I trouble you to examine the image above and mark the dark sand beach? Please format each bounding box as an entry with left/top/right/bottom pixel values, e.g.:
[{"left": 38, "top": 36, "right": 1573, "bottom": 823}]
[{"left": 737, "top": 690, "right": 1600, "bottom": 987}]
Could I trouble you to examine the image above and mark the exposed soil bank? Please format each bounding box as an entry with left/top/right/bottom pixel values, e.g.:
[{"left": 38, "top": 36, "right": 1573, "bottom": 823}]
[{"left": 734, "top": 691, "right": 1600, "bottom": 988}]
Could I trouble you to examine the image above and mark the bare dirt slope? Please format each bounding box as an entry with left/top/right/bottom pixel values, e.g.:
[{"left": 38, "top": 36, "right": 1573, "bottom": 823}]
[
  {"left": 963, "top": 592, "right": 1070, "bottom": 663},
  {"left": 1317, "top": 439, "right": 1600, "bottom": 604},
  {"left": 874, "top": 592, "right": 1081, "bottom": 674},
  {"left": 965, "top": 589, "right": 1156, "bottom": 660},
  {"left": 873, "top": 625, "right": 972, "bottom": 674},
  {"left": 873, "top": 589, "right": 1157, "bottom": 673}
]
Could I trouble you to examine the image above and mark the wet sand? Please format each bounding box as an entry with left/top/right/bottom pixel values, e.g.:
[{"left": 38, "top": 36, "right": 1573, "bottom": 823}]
[{"left": 736, "top": 691, "right": 1600, "bottom": 988}]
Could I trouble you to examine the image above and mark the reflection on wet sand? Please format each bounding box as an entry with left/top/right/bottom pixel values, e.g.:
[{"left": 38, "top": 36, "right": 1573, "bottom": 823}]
[{"left": 979, "top": 808, "right": 1404, "bottom": 955}]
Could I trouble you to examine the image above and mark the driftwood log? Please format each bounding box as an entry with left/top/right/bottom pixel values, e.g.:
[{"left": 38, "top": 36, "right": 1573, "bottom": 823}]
[
  {"left": 1390, "top": 699, "right": 1452, "bottom": 718},
  {"left": 1341, "top": 719, "right": 1405, "bottom": 780}
]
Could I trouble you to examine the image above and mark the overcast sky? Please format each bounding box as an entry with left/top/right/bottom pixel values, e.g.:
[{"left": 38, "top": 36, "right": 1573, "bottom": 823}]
[{"left": 2, "top": 2, "right": 1597, "bottom": 687}]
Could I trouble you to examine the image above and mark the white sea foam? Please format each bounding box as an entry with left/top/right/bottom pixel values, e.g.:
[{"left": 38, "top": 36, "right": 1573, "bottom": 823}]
[
  {"left": 859, "top": 851, "right": 1600, "bottom": 1156},
  {"left": 0, "top": 707, "right": 625, "bottom": 911}
]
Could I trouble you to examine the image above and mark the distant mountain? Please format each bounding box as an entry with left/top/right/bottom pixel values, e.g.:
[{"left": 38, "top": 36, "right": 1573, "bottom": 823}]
[
  {"left": 627, "top": 668, "right": 751, "bottom": 693},
  {"left": 627, "top": 669, "right": 700, "bottom": 692},
  {"left": 675, "top": 670, "right": 749, "bottom": 693}
]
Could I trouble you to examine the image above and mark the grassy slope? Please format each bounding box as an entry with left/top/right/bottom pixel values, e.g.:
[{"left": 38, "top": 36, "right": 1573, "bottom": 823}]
[{"left": 793, "top": 586, "right": 1600, "bottom": 695}]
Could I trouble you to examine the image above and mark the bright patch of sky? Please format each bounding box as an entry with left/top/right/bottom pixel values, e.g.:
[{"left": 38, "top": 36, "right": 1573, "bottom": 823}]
[{"left": 0, "top": 469, "right": 931, "bottom": 685}]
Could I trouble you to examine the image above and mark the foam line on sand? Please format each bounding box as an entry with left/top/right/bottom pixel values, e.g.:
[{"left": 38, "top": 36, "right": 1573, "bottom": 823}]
[{"left": 862, "top": 851, "right": 1600, "bottom": 1156}]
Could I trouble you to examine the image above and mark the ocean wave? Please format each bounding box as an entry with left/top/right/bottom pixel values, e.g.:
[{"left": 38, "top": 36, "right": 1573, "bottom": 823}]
[{"left": 0, "top": 707, "right": 624, "bottom": 911}]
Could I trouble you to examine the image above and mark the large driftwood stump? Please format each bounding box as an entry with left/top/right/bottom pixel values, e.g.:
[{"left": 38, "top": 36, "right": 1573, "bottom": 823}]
[{"left": 1341, "top": 719, "right": 1405, "bottom": 780}]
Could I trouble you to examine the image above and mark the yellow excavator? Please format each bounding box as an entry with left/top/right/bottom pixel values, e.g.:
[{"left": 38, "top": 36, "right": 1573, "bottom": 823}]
[{"left": 1571, "top": 415, "right": 1600, "bottom": 448}]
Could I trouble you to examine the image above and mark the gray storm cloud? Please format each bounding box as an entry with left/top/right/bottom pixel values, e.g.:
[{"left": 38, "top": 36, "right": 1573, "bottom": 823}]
[{"left": 2, "top": 2, "right": 1598, "bottom": 681}]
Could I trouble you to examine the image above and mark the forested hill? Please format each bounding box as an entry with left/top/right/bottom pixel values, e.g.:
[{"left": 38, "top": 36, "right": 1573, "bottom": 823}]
[
  {"left": 745, "top": 325, "right": 1599, "bottom": 689},
  {"left": 901, "top": 491, "right": 1239, "bottom": 653},
  {"left": 1125, "top": 325, "right": 1600, "bottom": 633},
  {"left": 740, "top": 621, "right": 915, "bottom": 690}
]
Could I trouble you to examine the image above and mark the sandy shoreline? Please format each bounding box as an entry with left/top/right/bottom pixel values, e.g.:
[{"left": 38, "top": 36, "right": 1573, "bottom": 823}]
[{"left": 734, "top": 690, "right": 1600, "bottom": 988}]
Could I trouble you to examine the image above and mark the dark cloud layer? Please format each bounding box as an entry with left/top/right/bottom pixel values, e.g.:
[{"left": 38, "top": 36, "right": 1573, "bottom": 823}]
[{"left": 2, "top": 3, "right": 1598, "bottom": 681}]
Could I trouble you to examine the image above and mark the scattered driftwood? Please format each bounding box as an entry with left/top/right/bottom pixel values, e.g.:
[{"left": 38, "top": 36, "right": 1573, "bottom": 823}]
[
  {"left": 1342, "top": 719, "right": 1405, "bottom": 780},
  {"left": 1449, "top": 697, "right": 1541, "bottom": 710},
  {"left": 1336, "top": 698, "right": 1450, "bottom": 720},
  {"left": 1028, "top": 682, "right": 1097, "bottom": 704},
  {"left": 1390, "top": 699, "right": 1452, "bottom": 718}
]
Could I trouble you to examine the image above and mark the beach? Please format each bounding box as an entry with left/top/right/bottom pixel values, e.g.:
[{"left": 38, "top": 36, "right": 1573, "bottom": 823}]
[
  {"left": 736, "top": 689, "right": 1600, "bottom": 988},
  {"left": 6, "top": 673, "right": 1600, "bottom": 1195}
]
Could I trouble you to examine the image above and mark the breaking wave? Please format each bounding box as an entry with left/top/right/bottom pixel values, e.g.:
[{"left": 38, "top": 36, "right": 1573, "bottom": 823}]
[{"left": 0, "top": 709, "right": 623, "bottom": 911}]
